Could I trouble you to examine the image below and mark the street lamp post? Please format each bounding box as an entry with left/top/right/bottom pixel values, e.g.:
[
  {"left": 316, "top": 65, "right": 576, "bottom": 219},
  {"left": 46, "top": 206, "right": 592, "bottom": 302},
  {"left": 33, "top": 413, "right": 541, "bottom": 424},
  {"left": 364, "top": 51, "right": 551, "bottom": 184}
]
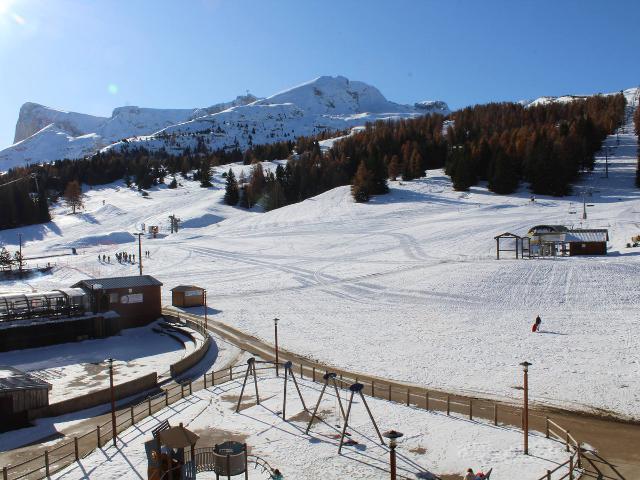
[
  {"left": 203, "top": 289, "right": 208, "bottom": 331},
  {"left": 520, "top": 361, "right": 532, "bottom": 455},
  {"left": 108, "top": 358, "right": 117, "bottom": 447},
  {"left": 133, "top": 233, "right": 143, "bottom": 276},
  {"left": 383, "top": 430, "right": 404, "bottom": 480},
  {"left": 274, "top": 318, "right": 280, "bottom": 377}
]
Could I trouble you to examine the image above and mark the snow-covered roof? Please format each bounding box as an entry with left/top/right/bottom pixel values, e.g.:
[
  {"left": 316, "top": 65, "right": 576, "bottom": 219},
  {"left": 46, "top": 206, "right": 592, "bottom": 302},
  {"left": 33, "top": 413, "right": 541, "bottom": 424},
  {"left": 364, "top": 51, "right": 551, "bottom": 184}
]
[
  {"left": 72, "top": 275, "right": 162, "bottom": 290},
  {"left": 170, "top": 285, "right": 204, "bottom": 292},
  {"left": 0, "top": 366, "right": 51, "bottom": 392},
  {"left": 564, "top": 230, "right": 608, "bottom": 243}
]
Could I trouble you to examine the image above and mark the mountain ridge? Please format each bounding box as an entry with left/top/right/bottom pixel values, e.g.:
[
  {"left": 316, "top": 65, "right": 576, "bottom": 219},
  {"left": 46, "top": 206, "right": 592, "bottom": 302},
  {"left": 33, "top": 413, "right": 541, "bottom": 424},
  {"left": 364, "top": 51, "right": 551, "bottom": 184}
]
[{"left": 1, "top": 75, "right": 450, "bottom": 171}]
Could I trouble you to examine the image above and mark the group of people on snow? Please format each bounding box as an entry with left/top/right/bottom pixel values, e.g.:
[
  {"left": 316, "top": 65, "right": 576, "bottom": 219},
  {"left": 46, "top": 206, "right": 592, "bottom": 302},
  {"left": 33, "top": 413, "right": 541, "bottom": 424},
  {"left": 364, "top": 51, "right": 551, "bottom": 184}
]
[{"left": 97, "top": 249, "right": 151, "bottom": 265}]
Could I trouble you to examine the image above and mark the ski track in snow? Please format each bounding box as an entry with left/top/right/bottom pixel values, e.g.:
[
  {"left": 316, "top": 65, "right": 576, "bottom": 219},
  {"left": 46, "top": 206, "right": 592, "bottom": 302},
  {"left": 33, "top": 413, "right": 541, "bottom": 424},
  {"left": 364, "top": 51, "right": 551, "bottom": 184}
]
[{"left": 0, "top": 103, "right": 639, "bottom": 421}]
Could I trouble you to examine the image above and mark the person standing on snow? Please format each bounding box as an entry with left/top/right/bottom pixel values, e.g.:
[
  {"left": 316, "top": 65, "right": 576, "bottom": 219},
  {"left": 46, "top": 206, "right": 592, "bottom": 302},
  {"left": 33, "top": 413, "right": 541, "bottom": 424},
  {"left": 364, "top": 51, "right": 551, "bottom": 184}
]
[
  {"left": 464, "top": 468, "right": 475, "bottom": 480},
  {"left": 532, "top": 315, "right": 542, "bottom": 333}
]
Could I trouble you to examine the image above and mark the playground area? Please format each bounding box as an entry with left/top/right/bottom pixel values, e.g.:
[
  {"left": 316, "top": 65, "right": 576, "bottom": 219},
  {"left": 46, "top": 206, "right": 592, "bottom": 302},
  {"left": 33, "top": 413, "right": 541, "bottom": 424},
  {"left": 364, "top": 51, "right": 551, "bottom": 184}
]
[{"left": 45, "top": 363, "right": 572, "bottom": 480}]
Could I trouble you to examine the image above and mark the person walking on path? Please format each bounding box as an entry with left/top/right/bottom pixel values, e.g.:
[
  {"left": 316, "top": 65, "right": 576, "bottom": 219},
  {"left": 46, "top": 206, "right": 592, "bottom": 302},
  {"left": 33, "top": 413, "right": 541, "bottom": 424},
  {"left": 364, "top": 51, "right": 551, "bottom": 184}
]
[{"left": 532, "top": 315, "right": 542, "bottom": 333}]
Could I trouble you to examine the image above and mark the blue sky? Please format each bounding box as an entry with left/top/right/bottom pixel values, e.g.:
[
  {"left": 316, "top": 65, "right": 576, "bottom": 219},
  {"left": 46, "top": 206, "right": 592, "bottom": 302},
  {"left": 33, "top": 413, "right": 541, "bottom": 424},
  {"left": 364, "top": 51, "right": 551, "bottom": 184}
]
[{"left": 0, "top": 0, "right": 638, "bottom": 148}]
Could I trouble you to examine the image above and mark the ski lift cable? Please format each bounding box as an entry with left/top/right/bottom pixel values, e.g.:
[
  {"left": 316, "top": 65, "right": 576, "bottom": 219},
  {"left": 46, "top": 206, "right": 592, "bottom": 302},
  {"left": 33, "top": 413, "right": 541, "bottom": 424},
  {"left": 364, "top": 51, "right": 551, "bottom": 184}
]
[{"left": 0, "top": 173, "right": 38, "bottom": 190}]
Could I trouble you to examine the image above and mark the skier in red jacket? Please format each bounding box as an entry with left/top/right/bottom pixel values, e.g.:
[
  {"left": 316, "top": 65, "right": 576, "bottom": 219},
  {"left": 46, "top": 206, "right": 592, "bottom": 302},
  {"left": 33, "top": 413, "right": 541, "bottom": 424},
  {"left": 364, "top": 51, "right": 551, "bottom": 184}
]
[{"left": 532, "top": 315, "right": 542, "bottom": 332}]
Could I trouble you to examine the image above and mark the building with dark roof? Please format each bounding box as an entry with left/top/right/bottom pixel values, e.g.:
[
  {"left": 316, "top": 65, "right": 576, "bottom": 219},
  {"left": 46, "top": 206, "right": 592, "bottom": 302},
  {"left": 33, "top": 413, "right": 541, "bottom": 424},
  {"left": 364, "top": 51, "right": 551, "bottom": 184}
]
[
  {"left": 0, "top": 366, "right": 51, "bottom": 431},
  {"left": 171, "top": 285, "right": 205, "bottom": 308},
  {"left": 72, "top": 275, "right": 163, "bottom": 328}
]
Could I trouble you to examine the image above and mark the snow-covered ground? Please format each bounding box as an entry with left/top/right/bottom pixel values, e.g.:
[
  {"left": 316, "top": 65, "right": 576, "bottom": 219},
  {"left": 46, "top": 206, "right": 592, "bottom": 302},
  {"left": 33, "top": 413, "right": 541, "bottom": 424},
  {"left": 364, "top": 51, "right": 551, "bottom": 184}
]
[
  {"left": 1, "top": 103, "right": 639, "bottom": 421},
  {"left": 0, "top": 321, "right": 186, "bottom": 402},
  {"left": 51, "top": 375, "right": 571, "bottom": 480}
]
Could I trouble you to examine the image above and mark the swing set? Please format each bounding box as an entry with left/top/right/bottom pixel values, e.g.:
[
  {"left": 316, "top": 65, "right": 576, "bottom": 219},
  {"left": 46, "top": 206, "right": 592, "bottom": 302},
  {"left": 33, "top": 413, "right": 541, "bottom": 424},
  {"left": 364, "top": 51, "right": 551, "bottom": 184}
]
[{"left": 235, "top": 359, "right": 385, "bottom": 453}]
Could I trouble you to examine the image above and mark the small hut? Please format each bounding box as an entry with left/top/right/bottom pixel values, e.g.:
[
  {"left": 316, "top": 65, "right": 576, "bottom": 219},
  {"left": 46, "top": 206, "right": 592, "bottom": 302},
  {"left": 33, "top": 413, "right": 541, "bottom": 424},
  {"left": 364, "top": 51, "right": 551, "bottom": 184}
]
[{"left": 171, "top": 285, "right": 205, "bottom": 308}]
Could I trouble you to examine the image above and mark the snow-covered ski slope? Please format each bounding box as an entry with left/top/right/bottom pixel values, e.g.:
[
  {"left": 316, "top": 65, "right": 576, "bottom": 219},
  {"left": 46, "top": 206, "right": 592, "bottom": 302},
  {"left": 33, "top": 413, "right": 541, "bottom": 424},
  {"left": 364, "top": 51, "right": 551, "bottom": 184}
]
[
  {"left": 0, "top": 76, "right": 449, "bottom": 171},
  {"left": 1, "top": 91, "right": 639, "bottom": 420}
]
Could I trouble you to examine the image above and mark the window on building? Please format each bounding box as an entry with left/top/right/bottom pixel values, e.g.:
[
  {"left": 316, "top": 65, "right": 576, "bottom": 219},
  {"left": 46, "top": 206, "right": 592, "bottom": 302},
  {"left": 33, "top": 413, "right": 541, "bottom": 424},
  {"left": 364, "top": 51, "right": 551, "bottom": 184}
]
[{"left": 109, "top": 293, "right": 119, "bottom": 304}]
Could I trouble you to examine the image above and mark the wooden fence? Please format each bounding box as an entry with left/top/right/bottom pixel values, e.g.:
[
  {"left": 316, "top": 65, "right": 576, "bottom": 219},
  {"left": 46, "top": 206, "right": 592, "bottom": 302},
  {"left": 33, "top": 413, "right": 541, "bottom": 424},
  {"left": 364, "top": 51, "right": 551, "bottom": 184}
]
[{"left": 2, "top": 313, "right": 608, "bottom": 480}]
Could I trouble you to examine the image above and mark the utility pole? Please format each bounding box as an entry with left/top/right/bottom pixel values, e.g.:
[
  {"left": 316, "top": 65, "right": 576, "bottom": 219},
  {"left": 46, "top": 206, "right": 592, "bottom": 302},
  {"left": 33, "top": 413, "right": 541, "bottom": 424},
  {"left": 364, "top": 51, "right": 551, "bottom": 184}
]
[
  {"left": 108, "top": 358, "right": 117, "bottom": 447},
  {"left": 133, "top": 233, "right": 143, "bottom": 276},
  {"left": 520, "top": 361, "right": 532, "bottom": 455},
  {"left": 274, "top": 318, "right": 280, "bottom": 377},
  {"left": 17, "top": 233, "right": 23, "bottom": 274},
  {"left": 204, "top": 290, "right": 208, "bottom": 331}
]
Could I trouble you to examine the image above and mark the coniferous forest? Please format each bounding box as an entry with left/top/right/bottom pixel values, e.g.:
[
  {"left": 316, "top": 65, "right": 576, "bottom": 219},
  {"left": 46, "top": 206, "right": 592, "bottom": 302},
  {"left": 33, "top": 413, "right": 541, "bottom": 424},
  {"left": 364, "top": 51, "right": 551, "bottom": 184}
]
[{"left": 0, "top": 93, "right": 626, "bottom": 230}]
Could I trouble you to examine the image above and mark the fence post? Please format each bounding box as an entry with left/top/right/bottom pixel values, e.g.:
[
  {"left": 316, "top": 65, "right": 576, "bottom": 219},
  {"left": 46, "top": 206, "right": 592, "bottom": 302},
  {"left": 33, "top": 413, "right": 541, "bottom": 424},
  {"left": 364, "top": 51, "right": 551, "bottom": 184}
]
[
  {"left": 546, "top": 470, "right": 551, "bottom": 480},
  {"left": 312, "top": 367, "right": 316, "bottom": 382},
  {"left": 165, "top": 390, "right": 169, "bottom": 406},
  {"left": 406, "top": 388, "right": 410, "bottom": 406},
  {"left": 181, "top": 384, "right": 185, "bottom": 399},
  {"left": 148, "top": 397, "right": 152, "bottom": 415},
  {"left": 469, "top": 399, "right": 473, "bottom": 420},
  {"left": 44, "top": 450, "right": 50, "bottom": 477},
  {"left": 545, "top": 417, "right": 549, "bottom": 438},
  {"left": 229, "top": 366, "right": 233, "bottom": 381},
  {"left": 74, "top": 436, "right": 79, "bottom": 461},
  {"left": 577, "top": 443, "right": 582, "bottom": 468},
  {"left": 371, "top": 380, "right": 375, "bottom": 397},
  {"left": 494, "top": 404, "right": 498, "bottom": 426},
  {"left": 566, "top": 431, "right": 570, "bottom": 452},
  {"left": 3, "top": 466, "right": 7, "bottom": 480},
  {"left": 97, "top": 425, "right": 101, "bottom": 448},
  {"left": 131, "top": 406, "right": 135, "bottom": 425},
  {"left": 300, "top": 363, "right": 304, "bottom": 379},
  {"left": 425, "top": 390, "right": 429, "bottom": 410},
  {"left": 388, "top": 384, "right": 392, "bottom": 401},
  {"left": 569, "top": 455, "right": 574, "bottom": 480},
  {"left": 446, "top": 395, "right": 450, "bottom": 415},
  {"left": 204, "top": 373, "right": 207, "bottom": 389},
  {"left": 212, "top": 371, "right": 215, "bottom": 386},
  {"left": 189, "top": 380, "right": 193, "bottom": 395}
]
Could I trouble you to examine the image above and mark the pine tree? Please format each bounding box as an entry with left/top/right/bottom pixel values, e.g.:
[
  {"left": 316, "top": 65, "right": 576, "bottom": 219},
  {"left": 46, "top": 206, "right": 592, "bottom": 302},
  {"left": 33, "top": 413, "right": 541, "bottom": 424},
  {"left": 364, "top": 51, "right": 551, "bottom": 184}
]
[
  {"left": 63, "top": 180, "right": 84, "bottom": 214},
  {"left": 199, "top": 159, "right": 212, "bottom": 188},
  {"left": 0, "top": 247, "right": 12, "bottom": 271},
  {"left": 224, "top": 169, "right": 239, "bottom": 206},
  {"left": 388, "top": 155, "right": 400, "bottom": 180},
  {"left": 351, "top": 161, "right": 373, "bottom": 202}
]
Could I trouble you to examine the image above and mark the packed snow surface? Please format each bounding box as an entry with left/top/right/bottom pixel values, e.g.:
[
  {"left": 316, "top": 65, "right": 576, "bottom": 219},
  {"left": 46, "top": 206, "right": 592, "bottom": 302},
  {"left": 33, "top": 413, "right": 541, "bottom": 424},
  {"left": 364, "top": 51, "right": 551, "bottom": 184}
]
[
  {"left": 0, "top": 321, "right": 186, "bottom": 402},
  {"left": 51, "top": 375, "right": 569, "bottom": 480},
  {"left": 0, "top": 99, "right": 639, "bottom": 421}
]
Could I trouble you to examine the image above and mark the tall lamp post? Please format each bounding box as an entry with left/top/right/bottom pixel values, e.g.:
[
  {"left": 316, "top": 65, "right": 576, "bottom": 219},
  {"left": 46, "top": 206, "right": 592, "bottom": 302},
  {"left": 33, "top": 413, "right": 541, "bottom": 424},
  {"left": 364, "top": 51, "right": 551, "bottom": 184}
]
[
  {"left": 108, "top": 358, "right": 117, "bottom": 447},
  {"left": 203, "top": 289, "right": 208, "bottom": 331},
  {"left": 520, "top": 361, "right": 532, "bottom": 455},
  {"left": 383, "top": 430, "right": 404, "bottom": 480},
  {"left": 133, "top": 232, "right": 143, "bottom": 276},
  {"left": 274, "top": 318, "right": 280, "bottom": 377}
]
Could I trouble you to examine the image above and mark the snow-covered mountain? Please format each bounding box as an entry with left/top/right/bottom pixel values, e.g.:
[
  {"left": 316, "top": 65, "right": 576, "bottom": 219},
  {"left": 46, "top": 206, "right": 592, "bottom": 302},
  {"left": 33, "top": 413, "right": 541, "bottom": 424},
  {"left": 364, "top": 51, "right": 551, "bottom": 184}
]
[
  {"left": 1, "top": 94, "right": 260, "bottom": 170},
  {"left": 0, "top": 76, "right": 449, "bottom": 171},
  {"left": 521, "top": 86, "right": 639, "bottom": 108}
]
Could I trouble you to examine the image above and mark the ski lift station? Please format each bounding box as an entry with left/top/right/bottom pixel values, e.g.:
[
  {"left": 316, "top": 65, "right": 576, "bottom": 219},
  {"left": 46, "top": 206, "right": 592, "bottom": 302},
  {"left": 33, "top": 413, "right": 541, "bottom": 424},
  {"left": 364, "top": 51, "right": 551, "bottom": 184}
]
[{"left": 495, "top": 225, "right": 609, "bottom": 259}]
